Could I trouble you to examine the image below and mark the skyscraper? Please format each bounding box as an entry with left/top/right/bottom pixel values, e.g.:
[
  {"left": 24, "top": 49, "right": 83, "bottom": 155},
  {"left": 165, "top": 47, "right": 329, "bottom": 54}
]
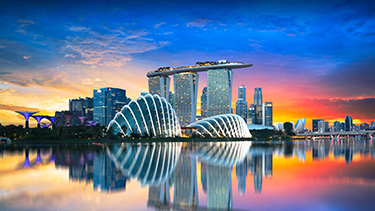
[
  {"left": 345, "top": 115, "right": 353, "bottom": 131},
  {"left": 255, "top": 105, "right": 263, "bottom": 125},
  {"left": 247, "top": 104, "right": 256, "bottom": 124},
  {"left": 207, "top": 69, "right": 232, "bottom": 117},
  {"left": 236, "top": 85, "right": 248, "bottom": 121},
  {"left": 312, "top": 119, "right": 324, "bottom": 132},
  {"left": 201, "top": 87, "right": 208, "bottom": 118},
  {"left": 318, "top": 120, "right": 329, "bottom": 133},
  {"left": 262, "top": 102, "right": 273, "bottom": 126},
  {"left": 69, "top": 97, "right": 93, "bottom": 120},
  {"left": 148, "top": 75, "right": 170, "bottom": 101},
  {"left": 93, "top": 87, "right": 130, "bottom": 126},
  {"left": 254, "top": 88, "right": 262, "bottom": 106},
  {"left": 174, "top": 72, "right": 199, "bottom": 126},
  {"left": 333, "top": 121, "right": 341, "bottom": 132}
]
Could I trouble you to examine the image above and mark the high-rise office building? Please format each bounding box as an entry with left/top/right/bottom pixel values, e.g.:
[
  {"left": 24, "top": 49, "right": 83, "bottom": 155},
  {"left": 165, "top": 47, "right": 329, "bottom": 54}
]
[
  {"left": 247, "top": 104, "right": 255, "bottom": 124},
  {"left": 371, "top": 121, "right": 375, "bottom": 128},
  {"left": 69, "top": 97, "right": 93, "bottom": 120},
  {"left": 174, "top": 72, "right": 199, "bottom": 126},
  {"left": 312, "top": 119, "right": 324, "bottom": 132},
  {"left": 207, "top": 69, "right": 232, "bottom": 117},
  {"left": 93, "top": 87, "right": 130, "bottom": 126},
  {"left": 255, "top": 105, "right": 263, "bottom": 125},
  {"left": 345, "top": 115, "right": 353, "bottom": 131},
  {"left": 340, "top": 122, "right": 345, "bottom": 131},
  {"left": 262, "top": 102, "right": 273, "bottom": 126},
  {"left": 254, "top": 88, "right": 262, "bottom": 106},
  {"left": 236, "top": 85, "right": 248, "bottom": 121},
  {"left": 333, "top": 121, "right": 341, "bottom": 132},
  {"left": 148, "top": 75, "right": 170, "bottom": 101},
  {"left": 318, "top": 120, "right": 329, "bottom": 133},
  {"left": 201, "top": 87, "right": 208, "bottom": 118},
  {"left": 169, "top": 91, "right": 174, "bottom": 108}
]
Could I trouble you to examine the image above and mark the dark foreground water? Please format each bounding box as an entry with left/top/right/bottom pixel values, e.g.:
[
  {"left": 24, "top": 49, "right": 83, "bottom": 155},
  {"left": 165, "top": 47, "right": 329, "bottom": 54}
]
[{"left": 1, "top": 139, "right": 375, "bottom": 211}]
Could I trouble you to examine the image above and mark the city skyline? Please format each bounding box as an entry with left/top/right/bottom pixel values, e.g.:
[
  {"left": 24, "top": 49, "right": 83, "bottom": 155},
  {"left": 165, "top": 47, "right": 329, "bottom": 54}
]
[{"left": 0, "top": 0, "right": 374, "bottom": 129}]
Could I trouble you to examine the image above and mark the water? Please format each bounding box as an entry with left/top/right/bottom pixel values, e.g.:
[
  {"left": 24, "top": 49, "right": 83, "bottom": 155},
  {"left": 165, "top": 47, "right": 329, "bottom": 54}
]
[{"left": 1, "top": 139, "right": 374, "bottom": 211}]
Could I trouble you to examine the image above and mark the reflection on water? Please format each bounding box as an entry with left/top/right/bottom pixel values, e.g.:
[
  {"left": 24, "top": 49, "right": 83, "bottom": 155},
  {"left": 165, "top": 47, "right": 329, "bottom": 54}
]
[{"left": 1, "top": 139, "right": 375, "bottom": 210}]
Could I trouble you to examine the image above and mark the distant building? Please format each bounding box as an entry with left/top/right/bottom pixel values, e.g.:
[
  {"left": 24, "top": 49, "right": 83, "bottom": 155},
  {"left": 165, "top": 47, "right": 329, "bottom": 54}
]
[
  {"left": 254, "top": 88, "right": 262, "bottom": 106},
  {"left": 236, "top": 86, "right": 247, "bottom": 120},
  {"left": 236, "top": 159, "right": 247, "bottom": 196},
  {"left": 207, "top": 69, "right": 232, "bottom": 117},
  {"left": 371, "top": 121, "right": 375, "bottom": 128},
  {"left": 200, "top": 87, "right": 208, "bottom": 118},
  {"left": 247, "top": 104, "right": 255, "bottom": 124},
  {"left": 312, "top": 119, "right": 324, "bottom": 132},
  {"left": 345, "top": 116, "right": 353, "bottom": 131},
  {"left": 318, "top": 120, "right": 329, "bottom": 133},
  {"left": 262, "top": 102, "right": 272, "bottom": 126},
  {"left": 255, "top": 105, "right": 263, "bottom": 125},
  {"left": 333, "top": 121, "right": 341, "bottom": 132},
  {"left": 69, "top": 97, "right": 93, "bottom": 120},
  {"left": 340, "top": 122, "right": 345, "bottom": 132},
  {"left": 174, "top": 72, "right": 199, "bottom": 126},
  {"left": 93, "top": 87, "right": 130, "bottom": 126}
]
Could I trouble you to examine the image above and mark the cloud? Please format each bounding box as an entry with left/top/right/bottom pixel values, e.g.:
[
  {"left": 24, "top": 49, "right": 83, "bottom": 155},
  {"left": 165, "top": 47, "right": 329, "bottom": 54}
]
[
  {"left": 186, "top": 19, "right": 212, "bottom": 27},
  {"left": 0, "top": 103, "right": 39, "bottom": 112},
  {"left": 63, "top": 26, "right": 167, "bottom": 67},
  {"left": 0, "top": 88, "right": 15, "bottom": 95},
  {"left": 23, "top": 56, "right": 30, "bottom": 60},
  {"left": 154, "top": 22, "right": 166, "bottom": 28},
  {"left": 0, "top": 71, "right": 12, "bottom": 75}
]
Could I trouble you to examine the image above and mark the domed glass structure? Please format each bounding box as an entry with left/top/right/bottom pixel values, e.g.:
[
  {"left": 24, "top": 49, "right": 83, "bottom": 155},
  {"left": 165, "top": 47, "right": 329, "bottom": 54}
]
[
  {"left": 187, "top": 114, "right": 252, "bottom": 138},
  {"left": 107, "top": 94, "right": 181, "bottom": 137}
]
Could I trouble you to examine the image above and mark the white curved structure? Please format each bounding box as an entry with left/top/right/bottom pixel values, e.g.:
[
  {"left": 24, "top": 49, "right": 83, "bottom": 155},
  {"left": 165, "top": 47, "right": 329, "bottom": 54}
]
[
  {"left": 194, "top": 142, "right": 251, "bottom": 167},
  {"left": 107, "top": 142, "right": 182, "bottom": 186},
  {"left": 107, "top": 94, "right": 182, "bottom": 137},
  {"left": 273, "top": 122, "right": 284, "bottom": 131},
  {"left": 294, "top": 117, "right": 305, "bottom": 132},
  {"left": 187, "top": 114, "right": 252, "bottom": 138}
]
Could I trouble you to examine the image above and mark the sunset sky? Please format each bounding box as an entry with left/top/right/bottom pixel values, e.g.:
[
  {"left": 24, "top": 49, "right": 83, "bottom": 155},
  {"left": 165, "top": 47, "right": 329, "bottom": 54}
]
[{"left": 0, "top": 0, "right": 374, "bottom": 129}]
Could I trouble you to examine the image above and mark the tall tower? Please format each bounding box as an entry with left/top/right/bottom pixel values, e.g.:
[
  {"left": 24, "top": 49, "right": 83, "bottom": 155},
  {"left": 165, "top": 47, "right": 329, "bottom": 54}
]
[
  {"left": 200, "top": 87, "right": 208, "bottom": 118},
  {"left": 254, "top": 88, "right": 262, "bottom": 105},
  {"left": 345, "top": 115, "right": 353, "bottom": 131},
  {"left": 148, "top": 76, "right": 170, "bottom": 101},
  {"left": 262, "top": 102, "right": 273, "bottom": 126},
  {"left": 207, "top": 69, "right": 232, "bottom": 117},
  {"left": 236, "top": 85, "right": 248, "bottom": 121},
  {"left": 174, "top": 72, "right": 199, "bottom": 126},
  {"left": 93, "top": 87, "right": 130, "bottom": 126}
]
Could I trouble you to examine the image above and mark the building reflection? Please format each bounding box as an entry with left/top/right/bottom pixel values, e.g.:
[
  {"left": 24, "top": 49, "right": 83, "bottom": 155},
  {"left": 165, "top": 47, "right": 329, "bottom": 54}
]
[{"left": 3, "top": 137, "right": 375, "bottom": 210}]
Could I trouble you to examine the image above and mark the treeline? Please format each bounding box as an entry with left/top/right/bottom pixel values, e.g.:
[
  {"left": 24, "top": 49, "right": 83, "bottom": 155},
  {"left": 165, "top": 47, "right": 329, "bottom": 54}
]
[{"left": 0, "top": 124, "right": 106, "bottom": 140}]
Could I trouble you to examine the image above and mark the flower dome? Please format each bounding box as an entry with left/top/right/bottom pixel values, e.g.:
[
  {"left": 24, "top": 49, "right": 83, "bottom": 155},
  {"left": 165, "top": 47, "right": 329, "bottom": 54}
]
[{"left": 107, "top": 94, "right": 181, "bottom": 137}]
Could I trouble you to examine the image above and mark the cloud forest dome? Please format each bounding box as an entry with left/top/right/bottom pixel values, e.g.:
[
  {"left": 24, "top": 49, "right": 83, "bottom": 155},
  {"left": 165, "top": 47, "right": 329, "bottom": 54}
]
[
  {"left": 107, "top": 94, "right": 181, "bottom": 137},
  {"left": 187, "top": 114, "right": 252, "bottom": 138}
]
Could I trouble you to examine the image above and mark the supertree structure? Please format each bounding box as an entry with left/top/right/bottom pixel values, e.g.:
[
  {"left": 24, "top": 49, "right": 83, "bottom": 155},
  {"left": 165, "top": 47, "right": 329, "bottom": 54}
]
[{"left": 15, "top": 111, "right": 39, "bottom": 129}]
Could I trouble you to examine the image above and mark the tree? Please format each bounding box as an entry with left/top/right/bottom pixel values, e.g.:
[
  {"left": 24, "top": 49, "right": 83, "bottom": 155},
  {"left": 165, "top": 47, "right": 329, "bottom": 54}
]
[{"left": 283, "top": 122, "right": 295, "bottom": 136}]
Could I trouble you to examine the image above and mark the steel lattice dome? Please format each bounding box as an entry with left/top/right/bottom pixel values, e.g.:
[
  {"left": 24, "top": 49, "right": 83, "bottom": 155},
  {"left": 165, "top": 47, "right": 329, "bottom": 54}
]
[
  {"left": 187, "top": 114, "right": 252, "bottom": 138},
  {"left": 107, "top": 94, "right": 181, "bottom": 137}
]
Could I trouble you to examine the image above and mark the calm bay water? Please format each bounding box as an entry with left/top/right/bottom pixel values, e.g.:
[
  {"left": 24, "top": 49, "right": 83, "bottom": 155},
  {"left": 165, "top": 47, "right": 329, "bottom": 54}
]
[{"left": 1, "top": 139, "right": 374, "bottom": 211}]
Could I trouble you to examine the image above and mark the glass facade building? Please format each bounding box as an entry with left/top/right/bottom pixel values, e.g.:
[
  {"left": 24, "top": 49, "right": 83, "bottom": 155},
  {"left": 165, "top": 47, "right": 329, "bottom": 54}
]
[
  {"left": 69, "top": 97, "right": 93, "bottom": 120},
  {"left": 254, "top": 88, "right": 262, "bottom": 106},
  {"left": 312, "top": 119, "right": 324, "bottom": 132},
  {"left": 207, "top": 69, "right": 232, "bottom": 117},
  {"left": 345, "top": 115, "right": 353, "bottom": 131},
  {"left": 200, "top": 87, "right": 208, "bottom": 118},
  {"left": 255, "top": 105, "right": 263, "bottom": 125},
  {"left": 174, "top": 72, "right": 199, "bottom": 127},
  {"left": 262, "top": 102, "right": 273, "bottom": 126},
  {"left": 107, "top": 94, "right": 181, "bottom": 137},
  {"left": 148, "top": 76, "right": 171, "bottom": 101},
  {"left": 236, "top": 85, "right": 248, "bottom": 121},
  {"left": 93, "top": 87, "right": 130, "bottom": 126}
]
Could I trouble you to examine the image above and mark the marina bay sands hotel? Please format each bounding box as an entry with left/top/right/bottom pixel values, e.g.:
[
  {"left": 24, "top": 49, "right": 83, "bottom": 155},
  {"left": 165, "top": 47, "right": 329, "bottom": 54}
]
[{"left": 147, "top": 60, "right": 252, "bottom": 126}]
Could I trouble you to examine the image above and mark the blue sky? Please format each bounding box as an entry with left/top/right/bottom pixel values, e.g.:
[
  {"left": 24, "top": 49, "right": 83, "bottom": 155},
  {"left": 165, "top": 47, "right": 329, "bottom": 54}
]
[{"left": 0, "top": 0, "right": 374, "bottom": 126}]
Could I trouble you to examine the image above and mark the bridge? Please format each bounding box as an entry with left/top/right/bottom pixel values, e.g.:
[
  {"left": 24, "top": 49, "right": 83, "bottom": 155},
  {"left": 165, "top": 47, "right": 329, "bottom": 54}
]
[{"left": 296, "top": 130, "right": 375, "bottom": 139}]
